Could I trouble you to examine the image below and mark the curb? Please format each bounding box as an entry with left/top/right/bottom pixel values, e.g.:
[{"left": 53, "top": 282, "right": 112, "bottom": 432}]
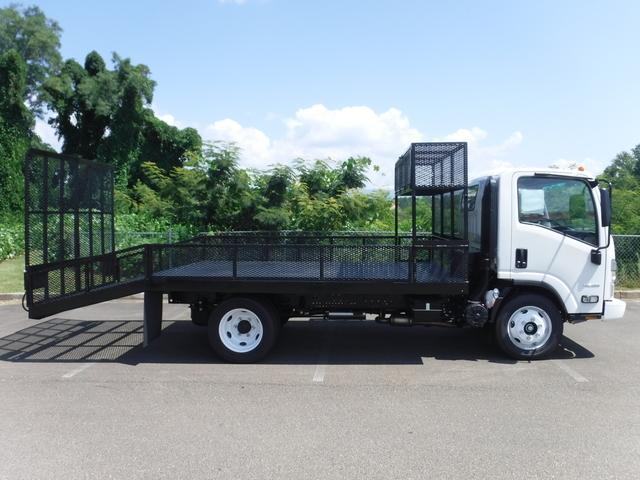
[
  {"left": 0, "top": 293, "right": 23, "bottom": 301},
  {"left": 615, "top": 290, "right": 640, "bottom": 299}
]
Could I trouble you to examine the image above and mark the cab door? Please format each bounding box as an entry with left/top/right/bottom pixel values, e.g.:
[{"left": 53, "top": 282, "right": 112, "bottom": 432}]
[{"left": 510, "top": 173, "right": 606, "bottom": 315}]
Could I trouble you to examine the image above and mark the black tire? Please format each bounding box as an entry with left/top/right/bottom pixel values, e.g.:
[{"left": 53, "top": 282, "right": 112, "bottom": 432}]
[
  {"left": 494, "top": 293, "right": 563, "bottom": 360},
  {"left": 208, "top": 297, "right": 280, "bottom": 363}
]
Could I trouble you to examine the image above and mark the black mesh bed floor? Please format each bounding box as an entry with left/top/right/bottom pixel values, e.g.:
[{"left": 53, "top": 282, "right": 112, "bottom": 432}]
[{"left": 152, "top": 260, "right": 462, "bottom": 283}]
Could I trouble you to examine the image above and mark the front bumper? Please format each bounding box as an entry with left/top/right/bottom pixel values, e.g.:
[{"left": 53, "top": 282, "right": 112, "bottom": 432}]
[{"left": 604, "top": 298, "right": 626, "bottom": 320}]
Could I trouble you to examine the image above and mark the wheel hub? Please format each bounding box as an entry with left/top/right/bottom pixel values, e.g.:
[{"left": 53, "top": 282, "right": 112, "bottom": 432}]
[
  {"left": 237, "top": 319, "right": 251, "bottom": 334},
  {"left": 506, "top": 306, "right": 552, "bottom": 351},
  {"left": 218, "top": 308, "right": 264, "bottom": 353}
]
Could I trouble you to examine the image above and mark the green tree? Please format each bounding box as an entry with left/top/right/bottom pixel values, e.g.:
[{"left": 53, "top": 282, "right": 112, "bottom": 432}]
[
  {"left": 296, "top": 156, "right": 371, "bottom": 197},
  {"left": 603, "top": 150, "right": 638, "bottom": 188},
  {"left": 337, "top": 156, "right": 372, "bottom": 192},
  {"left": 42, "top": 51, "right": 120, "bottom": 159},
  {"left": 200, "top": 142, "right": 255, "bottom": 230},
  {"left": 0, "top": 4, "right": 62, "bottom": 114},
  {"left": 97, "top": 54, "right": 155, "bottom": 185},
  {"left": 0, "top": 48, "right": 32, "bottom": 218},
  {"left": 601, "top": 144, "right": 640, "bottom": 234},
  {"left": 136, "top": 115, "right": 201, "bottom": 185},
  {"left": 340, "top": 190, "right": 394, "bottom": 231},
  {"left": 120, "top": 138, "right": 396, "bottom": 235},
  {"left": 291, "top": 183, "right": 345, "bottom": 231},
  {"left": 43, "top": 51, "right": 202, "bottom": 185},
  {"left": 0, "top": 48, "right": 32, "bottom": 130},
  {"left": 253, "top": 165, "right": 294, "bottom": 230},
  {"left": 125, "top": 142, "right": 255, "bottom": 231},
  {"left": 609, "top": 189, "right": 640, "bottom": 234}
]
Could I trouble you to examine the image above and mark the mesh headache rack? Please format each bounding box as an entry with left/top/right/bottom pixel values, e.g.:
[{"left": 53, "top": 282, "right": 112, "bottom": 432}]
[
  {"left": 395, "top": 142, "right": 467, "bottom": 195},
  {"left": 393, "top": 142, "right": 468, "bottom": 242}
]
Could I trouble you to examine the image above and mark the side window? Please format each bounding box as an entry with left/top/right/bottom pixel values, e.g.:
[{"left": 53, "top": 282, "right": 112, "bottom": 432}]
[{"left": 517, "top": 177, "right": 598, "bottom": 245}]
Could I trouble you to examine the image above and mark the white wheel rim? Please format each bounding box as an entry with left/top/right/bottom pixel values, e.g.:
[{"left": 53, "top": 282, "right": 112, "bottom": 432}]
[
  {"left": 506, "top": 306, "right": 552, "bottom": 351},
  {"left": 218, "top": 308, "right": 264, "bottom": 353}
]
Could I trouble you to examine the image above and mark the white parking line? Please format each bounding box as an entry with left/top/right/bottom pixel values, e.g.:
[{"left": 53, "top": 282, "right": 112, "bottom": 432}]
[
  {"left": 554, "top": 360, "right": 588, "bottom": 383},
  {"left": 313, "top": 363, "right": 327, "bottom": 383},
  {"left": 62, "top": 362, "right": 95, "bottom": 379},
  {"left": 313, "top": 320, "right": 331, "bottom": 383}
]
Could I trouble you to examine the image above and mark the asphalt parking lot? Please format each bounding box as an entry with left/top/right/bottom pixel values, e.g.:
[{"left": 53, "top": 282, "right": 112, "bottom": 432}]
[{"left": 0, "top": 299, "right": 639, "bottom": 479}]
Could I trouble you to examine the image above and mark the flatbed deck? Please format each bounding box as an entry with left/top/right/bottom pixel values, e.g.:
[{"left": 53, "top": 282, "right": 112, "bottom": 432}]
[{"left": 25, "top": 236, "right": 468, "bottom": 318}]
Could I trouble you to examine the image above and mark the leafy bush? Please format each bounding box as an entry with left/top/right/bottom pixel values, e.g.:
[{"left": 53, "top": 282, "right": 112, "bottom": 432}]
[
  {"left": 0, "top": 221, "right": 24, "bottom": 261},
  {"left": 114, "top": 212, "right": 196, "bottom": 249}
]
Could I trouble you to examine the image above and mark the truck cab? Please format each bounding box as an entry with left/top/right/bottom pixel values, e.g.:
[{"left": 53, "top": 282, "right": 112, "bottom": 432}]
[{"left": 469, "top": 168, "right": 625, "bottom": 357}]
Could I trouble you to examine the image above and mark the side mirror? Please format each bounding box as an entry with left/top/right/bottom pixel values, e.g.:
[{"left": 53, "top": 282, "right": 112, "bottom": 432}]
[
  {"left": 600, "top": 187, "right": 611, "bottom": 227},
  {"left": 595, "top": 183, "right": 612, "bottom": 253}
]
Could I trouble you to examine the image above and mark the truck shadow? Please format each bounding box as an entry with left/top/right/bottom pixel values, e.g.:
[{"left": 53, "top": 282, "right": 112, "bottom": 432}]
[{"left": 0, "top": 317, "right": 594, "bottom": 365}]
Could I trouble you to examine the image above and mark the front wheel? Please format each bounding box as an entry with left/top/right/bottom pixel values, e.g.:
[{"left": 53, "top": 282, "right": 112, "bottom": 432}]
[
  {"left": 208, "top": 297, "right": 280, "bottom": 363},
  {"left": 495, "top": 294, "right": 563, "bottom": 360}
]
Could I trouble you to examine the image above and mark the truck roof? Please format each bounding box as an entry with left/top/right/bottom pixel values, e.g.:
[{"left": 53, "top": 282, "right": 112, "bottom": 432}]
[{"left": 471, "top": 167, "right": 596, "bottom": 184}]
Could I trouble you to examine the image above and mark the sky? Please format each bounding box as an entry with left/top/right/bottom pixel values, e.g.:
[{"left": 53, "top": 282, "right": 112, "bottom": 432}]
[{"left": 27, "top": 0, "right": 640, "bottom": 188}]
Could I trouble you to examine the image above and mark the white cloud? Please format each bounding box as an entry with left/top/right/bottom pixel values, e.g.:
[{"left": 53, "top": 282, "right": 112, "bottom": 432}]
[
  {"left": 205, "top": 118, "right": 272, "bottom": 168},
  {"left": 158, "top": 113, "right": 181, "bottom": 128},
  {"left": 441, "top": 127, "right": 524, "bottom": 179},
  {"left": 201, "top": 104, "right": 525, "bottom": 190},
  {"left": 218, "top": 0, "right": 248, "bottom": 4},
  {"left": 203, "top": 104, "right": 423, "bottom": 189},
  {"left": 442, "top": 127, "right": 489, "bottom": 143},
  {"left": 34, "top": 117, "right": 61, "bottom": 151}
]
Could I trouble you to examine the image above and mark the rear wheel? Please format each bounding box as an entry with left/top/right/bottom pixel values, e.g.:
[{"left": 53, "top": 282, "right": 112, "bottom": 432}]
[
  {"left": 495, "top": 293, "right": 563, "bottom": 360},
  {"left": 208, "top": 297, "right": 280, "bottom": 363}
]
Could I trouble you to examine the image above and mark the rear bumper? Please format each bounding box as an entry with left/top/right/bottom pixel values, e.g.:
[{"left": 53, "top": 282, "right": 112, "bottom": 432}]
[{"left": 604, "top": 298, "right": 626, "bottom": 320}]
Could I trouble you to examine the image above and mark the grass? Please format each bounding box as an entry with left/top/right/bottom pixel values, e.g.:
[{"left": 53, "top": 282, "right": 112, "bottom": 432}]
[{"left": 0, "top": 255, "right": 24, "bottom": 293}]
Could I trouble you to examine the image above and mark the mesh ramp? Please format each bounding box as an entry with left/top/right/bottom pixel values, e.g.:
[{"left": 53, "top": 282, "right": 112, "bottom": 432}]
[{"left": 24, "top": 150, "right": 146, "bottom": 318}]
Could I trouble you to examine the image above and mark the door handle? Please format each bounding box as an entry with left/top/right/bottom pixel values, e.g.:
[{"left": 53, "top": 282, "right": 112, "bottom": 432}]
[{"left": 515, "top": 248, "right": 528, "bottom": 269}]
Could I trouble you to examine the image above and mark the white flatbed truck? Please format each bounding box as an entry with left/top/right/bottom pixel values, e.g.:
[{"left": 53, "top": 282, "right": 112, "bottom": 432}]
[{"left": 23, "top": 143, "right": 625, "bottom": 362}]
